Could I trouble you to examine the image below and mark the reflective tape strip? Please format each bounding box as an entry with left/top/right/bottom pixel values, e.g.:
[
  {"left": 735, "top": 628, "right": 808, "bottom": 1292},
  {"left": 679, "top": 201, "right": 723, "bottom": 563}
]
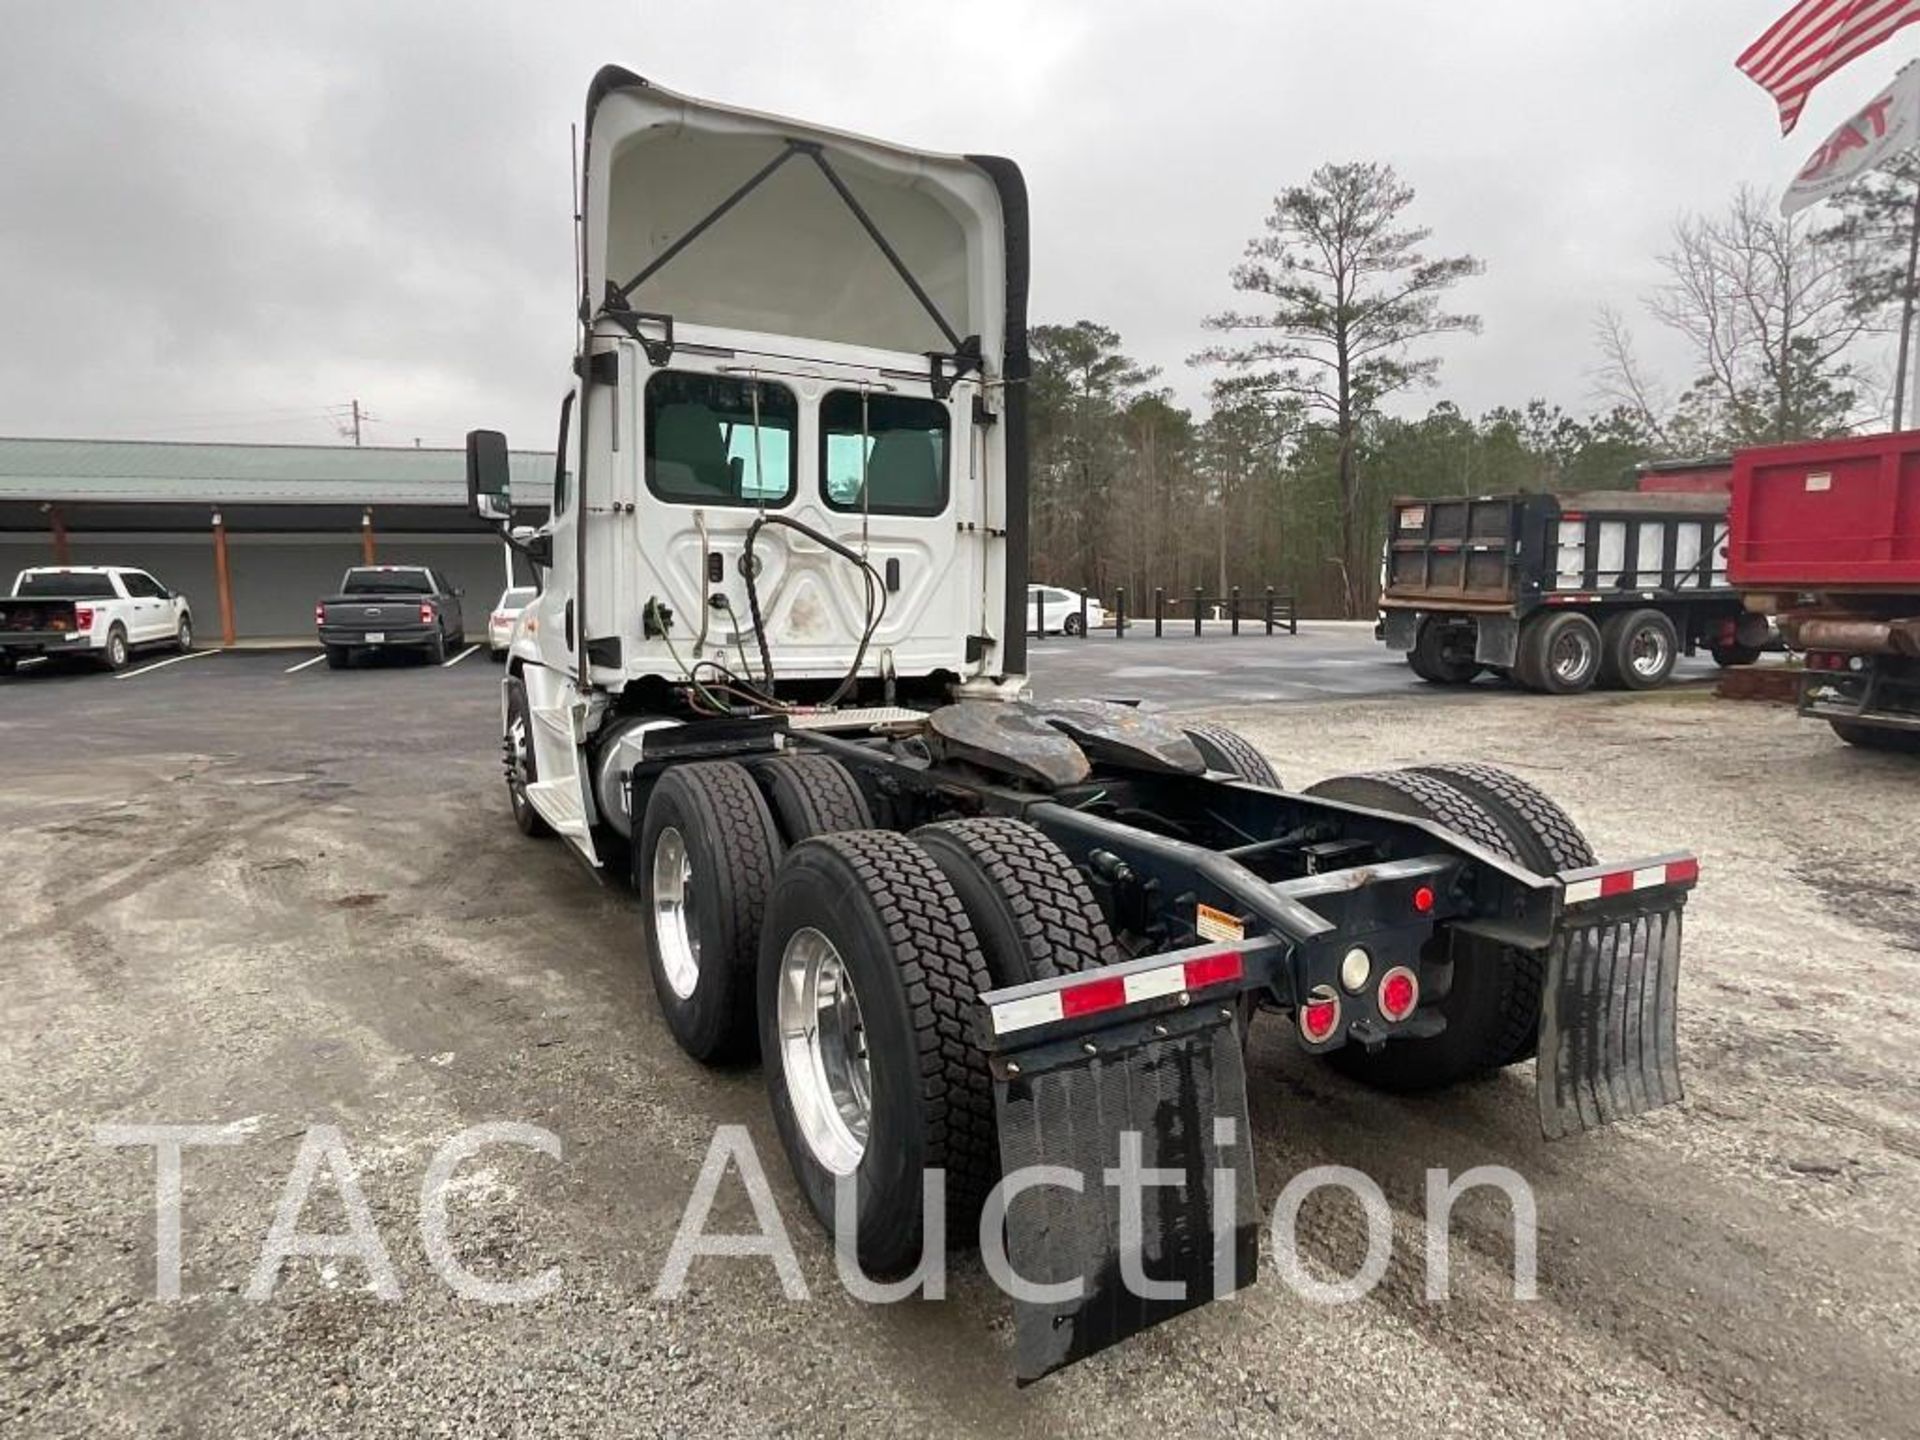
[
  {"left": 988, "top": 950, "right": 1246, "bottom": 1037},
  {"left": 1564, "top": 858, "right": 1699, "bottom": 907}
]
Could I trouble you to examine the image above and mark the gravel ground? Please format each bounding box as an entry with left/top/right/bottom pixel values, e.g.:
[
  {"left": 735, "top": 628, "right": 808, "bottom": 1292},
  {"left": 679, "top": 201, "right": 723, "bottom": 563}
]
[{"left": 2, "top": 660, "right": 1916, "bottom": 1437}]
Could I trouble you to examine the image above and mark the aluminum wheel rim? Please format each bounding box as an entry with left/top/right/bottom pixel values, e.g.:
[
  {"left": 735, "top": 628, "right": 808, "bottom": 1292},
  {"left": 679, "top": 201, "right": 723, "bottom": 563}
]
[
  {"left": 506, "top": 711, "right": 533, "bottom": 809},
  {"left": 1628, "top": 626, "right": 1670, "bottom": 680},
  {"left": 651, "top": 826, "right": 699, "bottom": 1000},
  {"left": 1550, "top": 630, "right": 1592, "bottom": 684},
  {"left": 777, "top": 926, "right": 871, "bottom": 1176}
]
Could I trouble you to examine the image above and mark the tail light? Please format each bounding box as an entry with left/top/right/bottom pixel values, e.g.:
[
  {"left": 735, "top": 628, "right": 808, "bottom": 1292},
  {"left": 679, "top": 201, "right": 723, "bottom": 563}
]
[
  {"left": 74, "top": 605, "right": 95, "bottom": 630},
  {"left": 315, "top": 602, "right": 327, "bottom": 624},
  {"left": 490, "top": 611, "right": 507, "bottom": 626},
  {"left": 1298, "top": 987, "right": 1341, "bottom": 1043},
  {"left": 419, "top": 601, "right": 435, "bottom": 624},
  {"left": 1378, "top": 966, "right": 1420, "bottom": 1023}
]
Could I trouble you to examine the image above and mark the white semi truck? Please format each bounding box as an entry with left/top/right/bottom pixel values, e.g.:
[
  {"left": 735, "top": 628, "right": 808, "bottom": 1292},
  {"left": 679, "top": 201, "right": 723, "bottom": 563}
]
[{"left": 466, "top": 68, "right": 1701, "bottom": 1381}]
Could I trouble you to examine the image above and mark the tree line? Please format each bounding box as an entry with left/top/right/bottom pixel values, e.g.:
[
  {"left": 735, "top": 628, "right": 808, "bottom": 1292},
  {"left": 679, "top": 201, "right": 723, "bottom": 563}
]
[{"left": 1027, "top": 160, "right": 1917, "bottom": 618}]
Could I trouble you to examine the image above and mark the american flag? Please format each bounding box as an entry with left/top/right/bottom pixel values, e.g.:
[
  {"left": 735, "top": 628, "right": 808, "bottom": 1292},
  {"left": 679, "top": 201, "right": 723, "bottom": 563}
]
[{"left": 1739, "top": 0, "right": 1920, "bottom": 134}]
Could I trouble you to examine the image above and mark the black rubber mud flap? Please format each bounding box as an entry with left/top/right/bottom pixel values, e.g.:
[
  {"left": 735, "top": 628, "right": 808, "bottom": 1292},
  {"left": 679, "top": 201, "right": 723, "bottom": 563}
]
[
  {"left": 990, "top": 1003, "right": 1259, "bottom": 1384},
  {"left": 1537, "top": 905, "right": 1685, "bottom": 1138}
]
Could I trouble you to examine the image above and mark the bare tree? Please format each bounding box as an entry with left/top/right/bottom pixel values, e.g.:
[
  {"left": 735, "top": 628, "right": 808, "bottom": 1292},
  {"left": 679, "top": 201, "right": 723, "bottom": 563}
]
[
  {"left": 1643, "top": 186, "right": 1874, "bottom": 445},
  {"left": 1196, "top": 161, "right": 1481, "bottom": 616}
]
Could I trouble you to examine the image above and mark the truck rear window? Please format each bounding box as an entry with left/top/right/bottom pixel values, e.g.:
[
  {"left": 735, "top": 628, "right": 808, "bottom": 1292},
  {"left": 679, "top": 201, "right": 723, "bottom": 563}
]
[
  {"left": 343, "top": 569, "right": 432, "bottom": 595},
  {"left": 820, "top": 392, "right": 949, "bottom": 515},
  {"left": 16, "top": 573, "right": 116, "bottom": 598},
  {"left": 644, "top": 372, "right": 796, "bottom": 507}
]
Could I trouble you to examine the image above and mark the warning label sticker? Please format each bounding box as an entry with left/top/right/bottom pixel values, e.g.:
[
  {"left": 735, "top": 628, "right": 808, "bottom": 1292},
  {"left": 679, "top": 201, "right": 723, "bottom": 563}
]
[{"left": 1195, "top": 903, "right": 1245, "bottom": 944}]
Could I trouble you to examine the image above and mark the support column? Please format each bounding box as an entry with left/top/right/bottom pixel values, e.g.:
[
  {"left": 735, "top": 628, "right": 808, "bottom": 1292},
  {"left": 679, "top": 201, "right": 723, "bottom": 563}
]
[
  {"left": 48, "top": 503, "right": 70, "bottom": 565},
  {"left": 212, "top": 511, "right": 237, "bottom": 646},
  {"left": 361, "top": 507, "right": 376, "bottom": 565}
]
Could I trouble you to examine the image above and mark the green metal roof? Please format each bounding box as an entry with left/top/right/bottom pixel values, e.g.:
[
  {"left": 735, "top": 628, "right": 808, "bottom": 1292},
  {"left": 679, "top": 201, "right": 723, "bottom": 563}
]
[{"left": 0, "top": 436, "right": 556, "bottom": 506}]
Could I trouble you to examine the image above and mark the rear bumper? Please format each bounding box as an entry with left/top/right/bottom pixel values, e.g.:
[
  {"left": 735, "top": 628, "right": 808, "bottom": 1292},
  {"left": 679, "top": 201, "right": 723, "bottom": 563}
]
[
  {"left": 318, "top": 624, "right": 437, "bottom": 648},
  {"left": 1, "top": 630, "right": 96, "bottom": 653},
  {"left": 1798, "top": 660, "right": 1920, "bottom": 731}
]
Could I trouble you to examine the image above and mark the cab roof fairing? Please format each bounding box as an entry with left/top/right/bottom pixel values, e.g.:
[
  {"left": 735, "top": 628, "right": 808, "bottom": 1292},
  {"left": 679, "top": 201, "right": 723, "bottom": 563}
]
[{"left": 579, "top": 69, "right": 1017, "bottom": 373}]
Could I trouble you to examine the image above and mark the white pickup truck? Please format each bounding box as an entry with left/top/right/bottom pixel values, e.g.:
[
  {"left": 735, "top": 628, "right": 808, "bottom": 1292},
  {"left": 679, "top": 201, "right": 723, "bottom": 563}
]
[{"left": 0, "top": 565, "right": 195, "bottom": 673}]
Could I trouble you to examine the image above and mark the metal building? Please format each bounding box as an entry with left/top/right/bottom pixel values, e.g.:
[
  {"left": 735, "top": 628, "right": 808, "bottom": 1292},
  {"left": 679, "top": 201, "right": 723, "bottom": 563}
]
[{"left": 0, "top": 438, "right": 554, "bottom": 640}]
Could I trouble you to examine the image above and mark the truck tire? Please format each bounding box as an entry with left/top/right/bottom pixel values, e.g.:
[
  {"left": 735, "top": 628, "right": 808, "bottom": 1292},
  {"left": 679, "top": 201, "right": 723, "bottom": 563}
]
[
  {"left": 1183, "top": 722, "right": 1284, "bottom": 788},
  {"left": 1599, "top": 608, "right": 1678, "bottom": 691},
  {"left": 759, "top": 830, "right": 998, "bottom": 1273},
  {"left": 502, "top": 676, "right": 552, "bottom": 838},
  {"left": 1830, "top": 719, "right": 1920, "bottom": 754},
  {"left": 641, "top": 760, "right": 783, "bottom": 1064},
  {"left": 100, "top": 624, "right": 130, "bottom": 672},
  {"left": 0, "top": 652, "right": 16, "bottom": 676},
  {"left": 324, "top": 645, "right": 351, "bottom": 670},
  {"left": 1515, "top": 611, "right": 1601, "bottom": 694},
  {"left": 1409, "top": 618, "right": 1483, "bottom": 685},
  {"left": 1712, "top": 641, "right": 1762, "bottom": 668},
  {"left": 913, "top": 818, "right": 1117, "bottom": 987},
  {"left": 1302, "top": 770, "right": 1542, "bottom": 1092},
  {"left": 427, "top": 630, "right": 447, "bottom": 665},
  {"left": 757, "top": 755, "right": 873, "bottom": 843},
  {"left": 1406, "top": 761, "right": 1595, "bottom": 1066},
  {"left": 176, "top": 616, "right": 194, "bottom": 653}
]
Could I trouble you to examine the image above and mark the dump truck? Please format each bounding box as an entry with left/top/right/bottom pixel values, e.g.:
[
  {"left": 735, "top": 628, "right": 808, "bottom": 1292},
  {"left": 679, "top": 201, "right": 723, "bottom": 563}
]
[
  {"left": 462, "top": 68, "right": 1701, "bottom": 1381},
  {"left": 1378, "top": 489, "right": 1763, "bottom": 692},
  {"left": 1728, "top": 432, "right": 1920, "bottom": 754}
]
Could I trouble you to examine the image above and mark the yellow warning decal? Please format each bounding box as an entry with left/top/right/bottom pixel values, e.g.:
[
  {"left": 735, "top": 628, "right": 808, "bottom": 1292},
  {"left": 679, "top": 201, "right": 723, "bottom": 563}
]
[{"left": 1195, "top": 902, "right": 1245, "bottom": 944}]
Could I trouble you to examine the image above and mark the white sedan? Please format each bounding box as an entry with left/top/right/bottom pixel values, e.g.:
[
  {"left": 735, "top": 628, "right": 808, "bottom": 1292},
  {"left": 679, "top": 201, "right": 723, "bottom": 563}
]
[
  {"left": 487, "top": 585, "right": 538, "bottom": 659},
  {"left": 1028, "top": 584, "right": 1105, "bottom": 636}
]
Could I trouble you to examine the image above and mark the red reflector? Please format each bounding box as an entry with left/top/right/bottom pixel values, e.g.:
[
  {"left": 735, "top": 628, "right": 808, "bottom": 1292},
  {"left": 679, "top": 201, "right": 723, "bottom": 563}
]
[
  {"left": 1300, "top": 995, "right": 1340, "bottom": 1043},
  {"left": 1412, "top": 885, "right": 1435, "bottom": 914},
  {"left": 1379, "top": 967, "right": 1419, "bottom": 1022},
  {"left": 1183, "top": 951, "right": 1244, "bottom": 990},
  {"left": 1561, "top": 510, "right": 1586, "bottom": 522},
  {"left": 1599, "top": 869, "right": 1636, "bottom": 897},
  {"left": 1666, "top": 857, "right": 1700, "bottom": 885},
  {"left": 1059, "top": 976, "right": 1126, "bottom": 1019}
]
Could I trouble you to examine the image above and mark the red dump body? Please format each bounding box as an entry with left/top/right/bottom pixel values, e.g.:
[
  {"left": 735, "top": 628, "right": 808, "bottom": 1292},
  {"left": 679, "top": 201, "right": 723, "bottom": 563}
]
[{"left": 1729, "top": 433, "right": 1920, "bottom": 591}]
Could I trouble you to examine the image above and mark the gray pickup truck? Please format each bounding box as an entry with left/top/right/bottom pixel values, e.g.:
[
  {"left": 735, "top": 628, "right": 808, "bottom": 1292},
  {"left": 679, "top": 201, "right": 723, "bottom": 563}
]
[{"left": 315, "top": 566, "right": 465, "bottom": 669}]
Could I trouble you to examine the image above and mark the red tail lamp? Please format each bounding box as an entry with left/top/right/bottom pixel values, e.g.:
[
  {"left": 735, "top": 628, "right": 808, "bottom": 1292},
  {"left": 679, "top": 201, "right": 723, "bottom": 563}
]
[
  {"left": 1378, "top": 966, "right": 1420, "bottom": 1023},
  {"left": 1298, "top": 987, "right": 1341, "bottom": 1043}
]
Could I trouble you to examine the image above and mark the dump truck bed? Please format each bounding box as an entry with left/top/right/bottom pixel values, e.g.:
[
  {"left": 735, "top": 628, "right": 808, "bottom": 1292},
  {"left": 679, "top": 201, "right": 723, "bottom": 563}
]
[{"left": 1729, "top": 433, "right": 1920, "bottom": 592}]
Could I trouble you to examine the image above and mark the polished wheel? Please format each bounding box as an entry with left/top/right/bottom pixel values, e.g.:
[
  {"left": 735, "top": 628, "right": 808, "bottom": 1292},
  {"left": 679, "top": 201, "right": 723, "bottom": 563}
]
[
  {"left": 651, "top": 826, "right": 700, "bottom": 1000},
  {"left": 1627, "top": 623, "right": 1670, "bottom": 681},
  {"left": 1549, "top": 628, "right": 1594, "bottom": 686},
  {"left": 776, "top": 925, "right": 871, "bottom": 1176}
]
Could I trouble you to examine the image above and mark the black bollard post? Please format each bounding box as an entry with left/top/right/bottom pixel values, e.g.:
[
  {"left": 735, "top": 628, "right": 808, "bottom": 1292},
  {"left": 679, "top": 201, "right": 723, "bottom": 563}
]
[
  {"left": 1034, "top": 586, "right": 1045, "bottom": 639},
  {"left": 1153, "top": 587, "right": 1164, "bottom": 638},
  {"left": 1193, "top": 586, "right": 1204, "bottom": 637},
  {"left": 1077, "top": 588, "right": 1088, "bottom": 639},
  {"left": 1265, "top": 586, "right": 1275, "bottom": 636},
  {"left": 1230, "top": 585, "right": 1241, "bottom": 636},
  {"left": 1115, "top": 587, "right": 1127, "bottom": 639}
]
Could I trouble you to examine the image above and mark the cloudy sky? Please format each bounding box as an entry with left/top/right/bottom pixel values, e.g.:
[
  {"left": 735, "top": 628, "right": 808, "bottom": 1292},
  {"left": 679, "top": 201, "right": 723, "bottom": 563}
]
[{"left": 2, "top": 1, "right": 1910, "bottom": 449}]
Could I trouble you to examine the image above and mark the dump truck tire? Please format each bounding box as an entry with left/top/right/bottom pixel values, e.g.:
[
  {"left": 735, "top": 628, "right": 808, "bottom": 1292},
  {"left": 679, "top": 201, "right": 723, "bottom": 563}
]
[
  {"left": 640, "top": 760, "right": 782, "bottom": 1064},
  {"left": 1516, "top": 611, "right": 1601, "bottom": 694},
  {"left": 1303, "top": 770, "right": 1543, "bottom": 1091},
  {"left": 759, "top": 830, "right": 998, "bottom": 1273},
  {"left": 1599, "top": 608, "right": 1678, "bottom": 691},
  {"left": 1183, "top": 722, "right": 1283, "bottom": 788},
  {"left": 1712, "top": 641, "right": 1762, "bottom": 667},
  {"left": 914, "top": 818, "right": 1117, "bottom": 987},
  {"left": 757, "top": 754, "right": 873, "bottom": 843},
  {"left": 1410, "top": 618, "right": 1482, "bottom": 685}
]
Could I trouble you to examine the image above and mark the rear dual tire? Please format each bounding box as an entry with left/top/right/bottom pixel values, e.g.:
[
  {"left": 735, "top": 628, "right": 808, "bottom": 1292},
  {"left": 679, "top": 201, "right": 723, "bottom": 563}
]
[
  {"left": 1515, "top": 612, "right": 1601, "bottom": 694},
  {"left": 1598, "top": 608, "right": 1678, "bottom": 691},
  {"left": 1830, "top": 719, "right": 1920, "bottom": 754},
  {"left": 1183, "top": 722, "right": 1284, "bottom": 789},
  {"left": 1408, "top": 619, "right": 1483, "bottom": 686},
  {"left": 1303, "top": 765, "right": 1593, "bottom": 1090}
]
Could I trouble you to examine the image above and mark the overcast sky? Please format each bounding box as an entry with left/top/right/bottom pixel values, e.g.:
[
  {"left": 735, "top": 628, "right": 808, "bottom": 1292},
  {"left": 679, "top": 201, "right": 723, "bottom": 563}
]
[{"left": 2, "top": 1, "right": 1910, "bottom": 450}]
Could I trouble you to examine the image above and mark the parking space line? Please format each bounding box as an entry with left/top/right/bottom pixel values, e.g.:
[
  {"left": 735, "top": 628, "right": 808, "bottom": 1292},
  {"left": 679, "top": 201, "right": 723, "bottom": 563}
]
[
  {"left": 284, "top": 653, "right": 327, "bottom": 674},
  {"left": 115, "top": 648, "right": 222, "bottom": 681},
  {"left": 442, "top": 644, "right": 480, "bottom": 668}
]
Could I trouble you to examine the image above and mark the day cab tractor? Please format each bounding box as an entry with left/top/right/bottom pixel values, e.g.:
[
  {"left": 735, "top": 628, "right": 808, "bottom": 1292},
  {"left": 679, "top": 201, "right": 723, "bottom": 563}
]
[{"left": 464, "top": 68, "right": 1701, "bottom": 1382}]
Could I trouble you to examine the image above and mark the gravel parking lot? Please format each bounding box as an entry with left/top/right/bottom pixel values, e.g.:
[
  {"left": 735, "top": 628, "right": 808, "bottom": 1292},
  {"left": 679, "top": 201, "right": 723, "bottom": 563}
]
[{"left": 3, "top": 645, "right": 1916, "bottom": 1436}]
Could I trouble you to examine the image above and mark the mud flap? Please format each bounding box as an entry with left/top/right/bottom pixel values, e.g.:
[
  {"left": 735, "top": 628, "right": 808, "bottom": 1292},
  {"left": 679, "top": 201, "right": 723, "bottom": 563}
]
[
  {"left": 990, "top": 1003, "right": 1258, "bottom": 1384},
  {"left": 1537, "top": 904, "right": 1684, "bottom": 1138}
]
